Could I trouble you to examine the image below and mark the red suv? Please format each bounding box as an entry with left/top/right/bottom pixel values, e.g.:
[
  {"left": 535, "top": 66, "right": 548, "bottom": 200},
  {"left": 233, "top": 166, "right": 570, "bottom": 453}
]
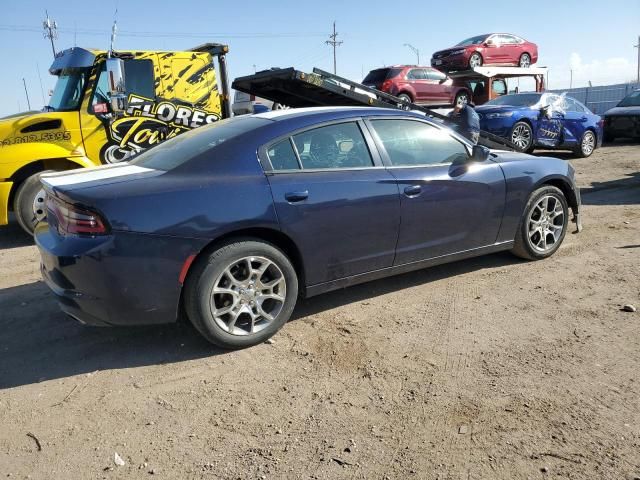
[
  {"left": 362, "top": 66, "right": 471, "bottom": 106},
  {"left": 431, "top": 33, "right": 538, "bottom": 72}
]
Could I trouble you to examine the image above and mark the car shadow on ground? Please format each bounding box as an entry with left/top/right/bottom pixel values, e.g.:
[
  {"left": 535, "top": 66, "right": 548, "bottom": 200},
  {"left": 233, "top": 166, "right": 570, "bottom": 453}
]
[
  {"left": 0, "top": 251, "right": 523, "bottom": 390},
  {"left": 581, "top": 171, "right": 640, "bottom": 206},
  {"left": 0, "top": 215, "right": 34, "bottom": 249},
  {"left": 534, "top": 139, "right": 640, "bottom": 160}
]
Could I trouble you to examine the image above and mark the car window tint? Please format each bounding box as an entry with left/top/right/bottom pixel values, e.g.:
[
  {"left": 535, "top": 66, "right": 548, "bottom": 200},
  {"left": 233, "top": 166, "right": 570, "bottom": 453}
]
[
  {"left": 371, "top": 120, "right": 469, "bottom": 167},
  {"left": 292, "top": 122, "right": 374, "bottom": 170},
  {"left": 407, "top": 69, "right": 426, "bottom": 80},
  {"left": 130, "top": 117, "right": 270, "bottom": 171},
  {"left": 427, "top": 69, "right": 447, "bottom": 81},
  {"left": 267, "top": 139, "right": 300, "bottom": 171}
]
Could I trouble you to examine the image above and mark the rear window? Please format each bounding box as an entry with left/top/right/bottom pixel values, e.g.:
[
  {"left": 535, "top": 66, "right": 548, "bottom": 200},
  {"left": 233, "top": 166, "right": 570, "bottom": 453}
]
[
  {"left": 363, "top": 68, "right": 402, "bottom": 83},
  {"left": 129, "top": 117, "right": 269, "bottom": 171}
]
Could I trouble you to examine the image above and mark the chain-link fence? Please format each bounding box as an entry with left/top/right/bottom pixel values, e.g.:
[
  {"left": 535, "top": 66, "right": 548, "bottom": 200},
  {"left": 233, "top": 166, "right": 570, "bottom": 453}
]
[{"left": 547, "top": 82, "right": 640, "bottom": 115}]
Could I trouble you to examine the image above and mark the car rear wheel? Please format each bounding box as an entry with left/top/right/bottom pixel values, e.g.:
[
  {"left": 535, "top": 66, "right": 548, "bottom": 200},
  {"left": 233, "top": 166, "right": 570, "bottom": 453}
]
[
  {"left": 519, "top": 53, "right": 531, "bottom": 68},
  {"left": 14, "top": 171, "right": 52, "bottom": 236},
  {"left": 397, "top": 93, "right": 412, "bottom": 107},
  {"left": 573, "top": 130, "right": 596, "bottom": 158},
  {"left": 510, "top": 121, "right": 534, "bottom": 153},
  {"left": 469, "top": 53, "right": 483, "bottom": 69},
  {"left": 185, "top": 239, "right": 299, "bottom": 349},
  {"left": 511, "top": 186, "right": 569, "bottom": 260},
  {"left": 454, "top": 91, "right": 469, "bottom": 106}
]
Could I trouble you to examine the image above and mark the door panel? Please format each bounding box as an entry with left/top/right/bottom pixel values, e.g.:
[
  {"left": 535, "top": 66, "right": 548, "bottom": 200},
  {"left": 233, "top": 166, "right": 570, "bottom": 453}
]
[
  {"left": 390, "top": 162, "right": 506, "bottom": 264},
  {"left": 268, "top": 170, "right": 400, "bottom": 285}
]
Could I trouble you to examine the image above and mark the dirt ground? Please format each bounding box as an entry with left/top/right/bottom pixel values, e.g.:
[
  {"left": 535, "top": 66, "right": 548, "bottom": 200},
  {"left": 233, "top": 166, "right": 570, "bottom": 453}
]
[{"left": 1, "top": 142, "right": 639, "bottom": 480}]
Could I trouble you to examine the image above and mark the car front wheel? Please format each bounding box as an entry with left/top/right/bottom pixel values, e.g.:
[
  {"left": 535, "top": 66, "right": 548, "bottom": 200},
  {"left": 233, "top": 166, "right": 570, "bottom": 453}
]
[
  {"left": 574, "top": 130, "right": 596, "bottom": 158},
  {"left": 510, "top": 121, "right": 534, "bottom": 153},
  {"left": 469, "top": 53, "right": 483, "bottom": 69},
  {"left": 185, "top": 239, "right": 299, "bottom": 349},
  {"left": 511, "top": 186, "right": 569, "bottom": 260}
]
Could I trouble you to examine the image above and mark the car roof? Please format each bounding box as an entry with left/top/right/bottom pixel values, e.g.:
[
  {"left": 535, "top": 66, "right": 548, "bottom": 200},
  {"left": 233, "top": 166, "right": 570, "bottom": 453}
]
[{"left": 253, "top": 106, "right": 424, "bottom": 122}]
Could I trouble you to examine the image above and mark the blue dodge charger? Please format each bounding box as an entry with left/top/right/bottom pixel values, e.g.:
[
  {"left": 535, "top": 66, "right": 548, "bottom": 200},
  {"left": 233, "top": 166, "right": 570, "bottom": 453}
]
[
  {"left": 36, "top": 107, "right": 581, "bottom": 349},
  {"left": 476, "top": 93, "right": 603, "bottom": 157}
]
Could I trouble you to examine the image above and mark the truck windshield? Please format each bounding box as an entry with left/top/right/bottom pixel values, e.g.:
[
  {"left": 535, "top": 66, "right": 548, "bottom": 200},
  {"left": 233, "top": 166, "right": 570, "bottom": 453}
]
[
  {"left": 618, "top": 91, "right": 640, "bottom": 107},
  {"left": 48, "top": 70, "right": 88, "bottom": 111}
]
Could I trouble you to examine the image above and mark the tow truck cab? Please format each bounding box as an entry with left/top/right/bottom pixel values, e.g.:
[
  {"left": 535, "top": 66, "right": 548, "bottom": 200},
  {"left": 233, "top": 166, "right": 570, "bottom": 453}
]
[{"left": 0, "top": 43, "right": 230, "bottom": 234}]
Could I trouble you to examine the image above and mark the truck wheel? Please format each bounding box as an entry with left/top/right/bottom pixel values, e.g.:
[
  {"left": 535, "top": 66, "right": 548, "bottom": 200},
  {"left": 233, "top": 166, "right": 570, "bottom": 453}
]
[
  {"left": 13, "top": 171, "right": 52, "bottom": 236},
  {"left": 184, "top": 239, "right": 299, "bottom": 349}
]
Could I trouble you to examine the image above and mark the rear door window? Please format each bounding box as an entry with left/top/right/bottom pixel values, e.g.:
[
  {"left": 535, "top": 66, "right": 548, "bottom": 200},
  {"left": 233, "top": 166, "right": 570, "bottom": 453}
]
[
  {"left": 407, "top": 69, "right": 427, "bottom": 80},
  {"left": 371, "top": 119, "right": 469, "bottom": 166},
  {"left": 267, "top": 139, "right": 300, "bottom": 171},
  {"left": 291, "top": 122, "right": 374, "bottom": 170}
]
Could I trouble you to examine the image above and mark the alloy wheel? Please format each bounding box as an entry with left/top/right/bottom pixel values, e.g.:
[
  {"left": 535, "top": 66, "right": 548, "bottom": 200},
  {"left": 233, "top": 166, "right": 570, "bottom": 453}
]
[
  {"left": 519, "top": 54, "right": 531, "bottom": 68},
  {"left": 511, "top": 123, "right": 532, "bottom": 151},
  {"left": 210, "top": 256, "right": 286, "bottom": 336},
  {"left": 581, "top": 131, "right": 595, "bottom": 156},
  {"left": 527, "top": 195, "right": 566, "bottom": 253},
  {"left": 469, "top": 54, "right": 482, "bottom": 69}
]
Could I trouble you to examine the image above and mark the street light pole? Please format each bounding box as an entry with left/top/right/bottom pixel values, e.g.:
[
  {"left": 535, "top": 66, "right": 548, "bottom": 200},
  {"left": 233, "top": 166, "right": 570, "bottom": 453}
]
[
  {"left": 403, "top": 43, "right": 420, "bottom": 65},
  {"left": 635, "top": 35, "right": 640, "bottom": 83}
]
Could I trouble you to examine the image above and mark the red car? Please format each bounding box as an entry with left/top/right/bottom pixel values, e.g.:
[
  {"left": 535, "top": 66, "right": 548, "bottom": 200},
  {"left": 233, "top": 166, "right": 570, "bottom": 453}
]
[
  {"left": 362, "top": 65, "right": 471, "bottom": 106},
  {"left": 431, "top": 33, "right": 538, "bottom": 72}
]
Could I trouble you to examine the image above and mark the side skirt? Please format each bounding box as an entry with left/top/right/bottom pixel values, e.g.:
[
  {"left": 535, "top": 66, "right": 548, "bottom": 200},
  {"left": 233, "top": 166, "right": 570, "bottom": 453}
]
[{"left": 305, "top": 241, "right": 514, "bottom": 298}]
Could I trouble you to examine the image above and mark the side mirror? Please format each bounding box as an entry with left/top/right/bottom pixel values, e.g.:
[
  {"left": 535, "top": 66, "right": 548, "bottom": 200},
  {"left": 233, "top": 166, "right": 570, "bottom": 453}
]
[
  {"left": 106, "top": 58, "right": 127, "bottom": 114},
  {"left": 471, "top": 144, "right": 490, "bottom": 162}
]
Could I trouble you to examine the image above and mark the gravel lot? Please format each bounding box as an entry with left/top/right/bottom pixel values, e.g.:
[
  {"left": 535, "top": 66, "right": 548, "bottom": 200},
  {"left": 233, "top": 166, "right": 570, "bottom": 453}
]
[{"left": 1, "top": 142, "right": 639, "bottom": 479}]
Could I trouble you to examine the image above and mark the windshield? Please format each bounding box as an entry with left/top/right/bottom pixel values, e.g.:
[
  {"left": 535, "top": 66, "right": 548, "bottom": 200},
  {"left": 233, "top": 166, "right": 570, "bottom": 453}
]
[
  {"left": 484, "top": 93, "right": 542, "bottom": 107},
  {"left": 618, "top": 90, "right": 640, "bottom": 107},
  {"left": 455, "top": 35, "right": 489, "bottom": 47},
  {"left": 130, "top": 116, "right": 270, "bottom": 171},
  {"left": 48, "top": 69, "right": 88, "bottom": 111}
]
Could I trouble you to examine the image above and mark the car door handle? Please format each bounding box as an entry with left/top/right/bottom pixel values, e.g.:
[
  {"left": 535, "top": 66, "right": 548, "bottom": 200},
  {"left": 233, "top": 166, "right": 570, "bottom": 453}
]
[
  {"left": 284, "top": 191, "right": 309, "bottom": 203},
  {"left": 580, "top": 116, "right": 588, "bottom": 121},
  {"left": 403, "top": 185, "right": 422, "bottom": 196}
]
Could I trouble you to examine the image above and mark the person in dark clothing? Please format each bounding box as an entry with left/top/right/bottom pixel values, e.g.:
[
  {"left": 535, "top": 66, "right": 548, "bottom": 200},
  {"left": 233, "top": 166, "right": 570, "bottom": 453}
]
[{"left": 448, "top": 102, "right": 480, "bottom": 144}]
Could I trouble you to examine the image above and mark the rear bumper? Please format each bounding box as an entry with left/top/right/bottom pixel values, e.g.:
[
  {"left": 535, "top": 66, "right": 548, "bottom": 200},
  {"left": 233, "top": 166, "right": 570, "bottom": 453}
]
[
  {"left": 35, "top": 222, "right": 209, "bottom": 327},
  {"left": 0, "top": 181, "right": 12, "bottom": 225}
]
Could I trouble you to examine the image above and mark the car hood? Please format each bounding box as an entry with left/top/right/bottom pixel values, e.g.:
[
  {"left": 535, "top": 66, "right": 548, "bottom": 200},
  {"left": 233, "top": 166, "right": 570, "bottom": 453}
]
[
  {"left": 433, "top": 46, "right": 468, "bottom": 56},
  {"left": 603, "top": 106, "right": 640, "bottom": 116}
]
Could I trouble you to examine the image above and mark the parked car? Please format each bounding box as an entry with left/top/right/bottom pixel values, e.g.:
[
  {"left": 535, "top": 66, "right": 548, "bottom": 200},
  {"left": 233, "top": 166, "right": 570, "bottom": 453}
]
[
  {"left": 431, "top": 34, "right": 538, "bottom": 72},
  {"left": 362, "top": 66, "right": 471, "bottom": 106},
  {"left": 603, "top": 89, "right": 640, "bottom": 142},
  {"left": 476, "top": 92, "right": 603, "bottom": 157},
  {"left": 232, "top": 90, "right": 287, "bottom": 115},
  {"left": 36, "top": 107, "right": 581, "bottom": 349}
]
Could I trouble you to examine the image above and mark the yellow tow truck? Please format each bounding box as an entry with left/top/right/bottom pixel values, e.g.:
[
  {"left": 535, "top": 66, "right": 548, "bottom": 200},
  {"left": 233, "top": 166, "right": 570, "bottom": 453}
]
[{"left": 0, "top": 43, "right": 230, "bottom": 234}]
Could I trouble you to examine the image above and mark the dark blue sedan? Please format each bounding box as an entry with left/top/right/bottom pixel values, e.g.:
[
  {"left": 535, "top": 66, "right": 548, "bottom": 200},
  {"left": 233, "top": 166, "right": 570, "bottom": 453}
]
[
  {"left": 476, "top": 93, "right": 603, "bottom": 157},
  {"left": 36, "top": 107, "right": 582, "bottom": 349}
]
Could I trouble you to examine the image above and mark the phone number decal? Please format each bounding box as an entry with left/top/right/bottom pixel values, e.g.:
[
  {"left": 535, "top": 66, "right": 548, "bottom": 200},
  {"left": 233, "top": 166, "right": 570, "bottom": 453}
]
[{"left": 1, "top": 131, "right": 72, "bottom": 148}]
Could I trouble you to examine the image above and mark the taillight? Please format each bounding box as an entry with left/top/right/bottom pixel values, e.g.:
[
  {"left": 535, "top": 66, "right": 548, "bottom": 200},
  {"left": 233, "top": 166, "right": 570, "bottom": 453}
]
[
  {"left": 381, "top": 79, "right": 393, "bottom": 91},
  {"left": 47, "top": 196, "right": 108, "bottom": 236}
]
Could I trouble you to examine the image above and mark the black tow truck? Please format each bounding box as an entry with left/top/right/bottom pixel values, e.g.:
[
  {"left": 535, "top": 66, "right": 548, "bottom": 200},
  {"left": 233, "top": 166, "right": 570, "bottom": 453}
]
[{"left": 232, "top": 67, "right": 516, "bottom": 150}]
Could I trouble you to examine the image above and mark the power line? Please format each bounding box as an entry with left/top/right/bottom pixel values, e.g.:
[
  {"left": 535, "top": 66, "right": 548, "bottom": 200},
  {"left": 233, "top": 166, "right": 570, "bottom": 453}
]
[
  {"left": 325, "top": 21, "right": 343, "bottom": 74},
  {"left": 42, "top": 11, "right": 58, "bottom": 58}
]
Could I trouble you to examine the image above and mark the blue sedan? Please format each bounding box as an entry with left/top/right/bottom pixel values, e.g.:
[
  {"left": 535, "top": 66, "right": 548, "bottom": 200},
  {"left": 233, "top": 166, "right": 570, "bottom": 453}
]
[
  {"left": 476, "top": 93, "right": 603, "bottom": 157},
  {"left": 36, "top": 107, "right": 581, "bottom": 349}
]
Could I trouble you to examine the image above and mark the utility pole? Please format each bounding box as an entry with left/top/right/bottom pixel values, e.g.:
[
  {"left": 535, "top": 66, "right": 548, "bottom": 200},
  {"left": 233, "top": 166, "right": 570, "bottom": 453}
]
[
  {"left": 36, "top": 63, "right": 46, "bottom": 105},
  {"left": 325, "top": 21, "right": 343, "bottom": 74},
  {"left": 569, "top": 69, "right": 573, "bottom": 89},
  {"left": 403, "top": 43, "right": 420, "bottom": 65},
  {"left": 42, "top": 10, "right": 58, "bottom": 58},
  {"left": 253, "top": 64, "right": 257, "bottom": 74},
  {"left": 635, "top": 35, "right": 640, "bottom": 83},
  {"left": 22, "top": 78, "right": 31, "bottom": 110}
]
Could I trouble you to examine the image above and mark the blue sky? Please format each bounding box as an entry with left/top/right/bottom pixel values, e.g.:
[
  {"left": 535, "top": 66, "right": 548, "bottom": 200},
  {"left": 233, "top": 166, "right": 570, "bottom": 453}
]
[{"left": 0, "top": 0, "right": 638, "bottom": 116}]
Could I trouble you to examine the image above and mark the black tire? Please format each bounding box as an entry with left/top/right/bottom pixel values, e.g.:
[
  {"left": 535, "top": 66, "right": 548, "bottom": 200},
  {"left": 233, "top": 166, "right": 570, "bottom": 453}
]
[
  {"left": 454, "top": 91, "right": 469, "bottom": 106},
  {"left": 518, "top": 53, "right": 531, "bottom": 68},
  {"left": 13, "top": 171, "right": 51, "bottom": 236},
  {"left": 511, "top": 186, "right": 569, "bottom": 260},
  {"left": 397, "top": 93, "right": 412, "bottom": 107},
  {"left": 573, "top": 130, "right": 596, "bottom": 158},
  {"left": 469, "top": 52, "right": 483, "bottom": 69},
  {"left": 510, "top": 121, "right": 535, "bottom": 153},
  {"left": 184, "top": 239, "right": 299, "bottom": 349}
]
